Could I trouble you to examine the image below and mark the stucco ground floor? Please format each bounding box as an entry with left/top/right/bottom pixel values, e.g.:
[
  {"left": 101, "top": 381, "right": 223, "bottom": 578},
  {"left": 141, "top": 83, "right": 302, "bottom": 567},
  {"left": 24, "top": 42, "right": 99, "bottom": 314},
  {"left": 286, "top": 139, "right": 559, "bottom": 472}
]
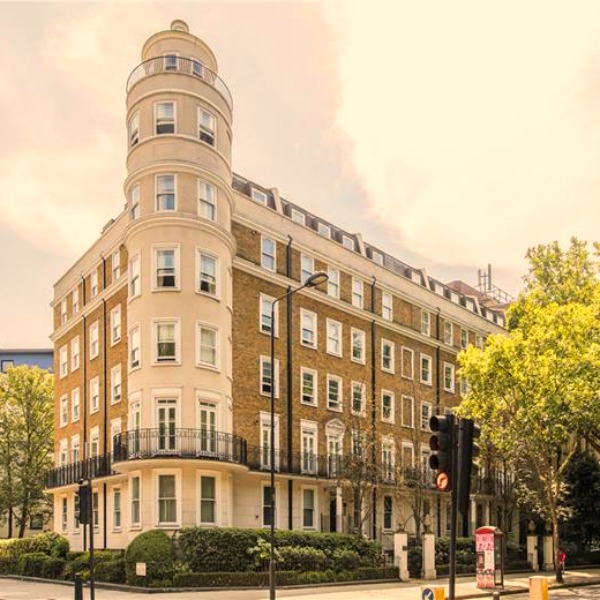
[{"left": 50, "top": 460, "right": 516, "bottom": 551}]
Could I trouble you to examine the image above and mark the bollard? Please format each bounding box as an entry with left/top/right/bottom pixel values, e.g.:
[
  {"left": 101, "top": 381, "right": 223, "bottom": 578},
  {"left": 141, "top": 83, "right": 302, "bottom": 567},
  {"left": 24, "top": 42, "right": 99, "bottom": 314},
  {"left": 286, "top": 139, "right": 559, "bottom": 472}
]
[
  {"left": 492, "top": 592, "right": 501, "bottom": 600},
  {"left": 74, "top": 572, "right": 83, "bottom": 600}
]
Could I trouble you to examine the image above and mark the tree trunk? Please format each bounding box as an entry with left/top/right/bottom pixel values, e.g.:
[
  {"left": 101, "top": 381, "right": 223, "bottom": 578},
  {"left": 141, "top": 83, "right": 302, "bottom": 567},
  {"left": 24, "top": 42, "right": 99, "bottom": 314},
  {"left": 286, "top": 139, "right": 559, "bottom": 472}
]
[
  {"left": 7, "top": 507, "right": 12, "bottom": 539},
  {"left": 551, "top": 510, "right": 563, "bottom": 583},
  {"left": 18, "top": 502, "right": 28, "bottom": 539}
]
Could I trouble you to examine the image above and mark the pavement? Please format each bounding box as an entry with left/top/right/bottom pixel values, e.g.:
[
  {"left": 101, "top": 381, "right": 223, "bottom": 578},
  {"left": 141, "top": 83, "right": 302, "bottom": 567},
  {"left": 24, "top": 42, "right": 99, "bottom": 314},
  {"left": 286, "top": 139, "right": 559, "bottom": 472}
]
[{"left": 1, "top": 568, "right": 600, "bottom": 600}]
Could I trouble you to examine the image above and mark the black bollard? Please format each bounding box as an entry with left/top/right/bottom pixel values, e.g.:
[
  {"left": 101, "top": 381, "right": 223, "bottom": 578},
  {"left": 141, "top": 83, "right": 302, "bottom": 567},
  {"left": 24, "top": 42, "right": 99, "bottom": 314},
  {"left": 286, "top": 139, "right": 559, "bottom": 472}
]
[{"left": 74, "top": 573, "right": 83, "bottom": 600}]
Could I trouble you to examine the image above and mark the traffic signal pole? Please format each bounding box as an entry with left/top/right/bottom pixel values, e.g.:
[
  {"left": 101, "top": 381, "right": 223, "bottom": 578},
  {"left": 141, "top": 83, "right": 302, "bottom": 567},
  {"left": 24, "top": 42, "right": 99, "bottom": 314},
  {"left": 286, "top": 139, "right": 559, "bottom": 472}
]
[{"left": 448, "top": 419, "right": 461, "bottom": 600}]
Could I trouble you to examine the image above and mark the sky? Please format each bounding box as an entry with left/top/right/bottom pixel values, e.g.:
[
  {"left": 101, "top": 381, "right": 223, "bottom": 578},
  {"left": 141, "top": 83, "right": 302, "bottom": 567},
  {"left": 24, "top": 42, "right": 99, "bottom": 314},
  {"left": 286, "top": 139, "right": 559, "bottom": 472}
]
[{"left": 2, "top": 0, "right": 600, "bottom": 347}]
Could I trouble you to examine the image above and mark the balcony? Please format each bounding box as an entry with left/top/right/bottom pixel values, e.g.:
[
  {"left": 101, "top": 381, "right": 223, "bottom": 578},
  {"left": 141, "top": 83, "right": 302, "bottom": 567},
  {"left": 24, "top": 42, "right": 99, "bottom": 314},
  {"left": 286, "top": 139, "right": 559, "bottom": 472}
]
[
  {"left": 45, "top": 455, "right": 114, "bottom": 489},
  {"left": 126, "top": 56, "right": 233, "bottom": 111},
  {"left": 247, "top": 446, "right": 341, "bottom": 479},
  {"left": 112, "top": 428, "right": 247, "bottom": 466}
]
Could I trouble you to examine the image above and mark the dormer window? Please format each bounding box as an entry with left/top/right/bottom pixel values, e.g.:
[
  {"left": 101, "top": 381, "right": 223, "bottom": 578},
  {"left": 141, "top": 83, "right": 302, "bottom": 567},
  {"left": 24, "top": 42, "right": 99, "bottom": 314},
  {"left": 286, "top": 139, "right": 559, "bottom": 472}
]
[
  {"left": 252, "top": 188, "right": 268, "bottom": 205},
  {"left": 317, "top": 223, "right": 331, "bottom": 238},
  {"left": 342, "top": 235, "right": 355, "bottom": 251},
  {"left": 291, "top": 208, "right": 305, "bottom": 225},
  {"left": 372, "top": 251, "right": 384, "bottom": 266}
]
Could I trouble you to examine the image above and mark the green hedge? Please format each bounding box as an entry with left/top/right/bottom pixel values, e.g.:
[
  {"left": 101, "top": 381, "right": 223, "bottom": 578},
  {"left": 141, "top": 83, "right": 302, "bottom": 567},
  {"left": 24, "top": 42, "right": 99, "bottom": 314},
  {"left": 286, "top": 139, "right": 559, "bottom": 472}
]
[
  {"left": 125, "top": 530, "right": 175, "bottom": 587},
  {"left": 176, "top": 527, "right": 384, "bottom": 573},
  {"left": 64, "top": 550, "right": 124, "bottom": 581},
  {"left": 95, "top": 559, "right": 126, "bottom": 583},
  {"left": 16, "top": 552, "right": 65, "bottom": 579},
  {"left": 0, "top": 533, "right": 69, "bottom": 560},
  {"left": 173, "top": 566, "right": 399, "bottom": 587}
]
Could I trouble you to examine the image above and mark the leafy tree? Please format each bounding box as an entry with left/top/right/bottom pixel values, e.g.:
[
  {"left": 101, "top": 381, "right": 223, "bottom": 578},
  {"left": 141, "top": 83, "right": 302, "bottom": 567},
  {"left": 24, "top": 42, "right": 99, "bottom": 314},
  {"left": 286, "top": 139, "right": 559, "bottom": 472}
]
[
  {"left": 458, "top": 238, "right": 600, "bottom": 583},
  {"left": 560, "top": 450, "right": 600, "bottom": 549},
  {"left": 0, "top": 366, "right": 54, "bottom": 537}
]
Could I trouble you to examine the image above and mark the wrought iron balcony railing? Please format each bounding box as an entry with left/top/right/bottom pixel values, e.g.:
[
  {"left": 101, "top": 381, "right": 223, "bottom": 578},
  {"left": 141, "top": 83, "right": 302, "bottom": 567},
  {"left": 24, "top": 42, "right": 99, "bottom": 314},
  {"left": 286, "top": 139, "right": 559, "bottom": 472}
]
[
  {"left": 126, "top": 56, "right": 233, "bottom": 111},
  {"left": 247, "top": 446, "right": 344, "bottom": 479},
  {"left": 45, "top": 454, "right": 114, "bottom": 489},
  {"left": 113, "top": 428, "right": 247, "bottom": 466}
]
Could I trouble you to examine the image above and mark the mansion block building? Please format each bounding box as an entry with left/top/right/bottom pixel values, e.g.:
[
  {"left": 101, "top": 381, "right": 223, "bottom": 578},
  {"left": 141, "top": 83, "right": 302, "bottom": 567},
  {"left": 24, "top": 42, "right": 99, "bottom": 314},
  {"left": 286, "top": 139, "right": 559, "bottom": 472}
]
[{"left": 48, "top": 20, "right": 506, "bottom": 550}]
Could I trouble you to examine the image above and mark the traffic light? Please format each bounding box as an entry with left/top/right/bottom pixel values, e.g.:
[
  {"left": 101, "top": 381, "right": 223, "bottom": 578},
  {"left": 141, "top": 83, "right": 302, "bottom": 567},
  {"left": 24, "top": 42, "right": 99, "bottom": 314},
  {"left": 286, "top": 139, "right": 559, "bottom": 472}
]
[
  {"left": 457, "top": 419, "right": 481, "bottom": 516},
  {"left": 429, "top": 413, "right": 456, "bottom": 492},
  {"left": 76, "top": 484, "right": 91, "bottom": 525}
]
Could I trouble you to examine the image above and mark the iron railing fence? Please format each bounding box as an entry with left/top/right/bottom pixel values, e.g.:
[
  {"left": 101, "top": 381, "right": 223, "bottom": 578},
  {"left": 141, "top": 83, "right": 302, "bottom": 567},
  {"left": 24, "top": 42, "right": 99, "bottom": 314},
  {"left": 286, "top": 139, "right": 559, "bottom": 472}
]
[
  {"left": 45, "top": 454, "right": 113, "bottom": 489},
  {"left": 112, "top": 428, "right": 247, "bottom": 465},
  {"left": 126, "top": 56, "right": 233, "bottom": 110}
]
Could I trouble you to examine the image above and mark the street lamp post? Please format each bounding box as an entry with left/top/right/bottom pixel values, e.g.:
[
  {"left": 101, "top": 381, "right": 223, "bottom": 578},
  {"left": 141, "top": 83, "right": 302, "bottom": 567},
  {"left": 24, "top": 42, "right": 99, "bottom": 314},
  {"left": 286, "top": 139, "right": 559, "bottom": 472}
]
[{"left": 269, "top": 270, "right": 328, "bottom": 600}]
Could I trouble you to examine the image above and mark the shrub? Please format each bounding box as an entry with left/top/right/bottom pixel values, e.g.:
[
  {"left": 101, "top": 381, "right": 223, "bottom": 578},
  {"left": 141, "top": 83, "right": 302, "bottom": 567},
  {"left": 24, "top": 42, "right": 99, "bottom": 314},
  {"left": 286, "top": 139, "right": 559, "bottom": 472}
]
[
  {"left": 0, "top": 555, "right": 16, "bottom": 574},
  {"left": 95, "top": 559, "right": 126, "bottom": 583},
  {"left": 18, "top": 552, "right": 48, "bottom": 577},
  {"left": 2, "top": 533, "right": 69, "bottom": 561},
  {"left": 408, "top": 537, "right": 422, "bottom": 578},
  {"left": 331, "top": 548, "right": 361, "bottom": 571},
  {"left": 41, "top": 557, "right": 66, "bottom": 579},
  {"left": 125, "top": 530, "right": 175, "bottom": 586},
  {"left": 278, "top": 546, "right": 329, "bottom": 571}
]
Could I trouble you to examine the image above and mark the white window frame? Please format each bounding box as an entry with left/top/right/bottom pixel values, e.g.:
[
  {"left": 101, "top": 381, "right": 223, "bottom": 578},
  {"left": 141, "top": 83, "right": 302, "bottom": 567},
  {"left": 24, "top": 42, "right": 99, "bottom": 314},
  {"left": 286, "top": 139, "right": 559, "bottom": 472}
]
[
  {"left": 381, "top": 339, "right": 395, "bottom": 373},
  {"left": 421, "top": 310, "right": 431, "bottom": 336},
  {"left": 420, "top": 353, "right": 433, "bottom": 386},
  {"left": 196, "top": 249, "right": 219, "bottom": 298},
  {"left": 261, "top": 236, "right": 276, "bottom": 272},
  {"left": 380, "top": 293, "right": 392, "bottom": 323},
  {"left": 401, "top": 346, "right": 414, "bottom": 380},
  {"left": 401, "top": 395, "right": 414, "bottom": 428},
  {"left": 327, "top": 267, "right": 340, "bottom": 299},
  {"left": 301, "top": 254, "right": 314, "bottom": 284},
  {"left": 251, "top": 188, "right": 268, "bottom": 204},
  {"left": 60, "top": 298, "right": 67, "bottom": 325},
  {"left": 71, "top": 435, "right": 80, "bottom": 464},
  {"left": 155, "top": 101, "right": 176, "bottom": 135},
  {"left": 129, "top": 325, "right": 141, "bottom": 370},
  {"left": 460, "top": 328, "right": 468, "bottom": 349},
  {"left": 130, "top": 473, "right": 142, "bottom": 529},
  {"left": 300, "top": 309, "right": 317, "bottom": 349},
  {"left": 381, "top": 390, "right": 395, "bottom": 423},
  {"left": 443, "top": 362, "right": 455, "bottom": 393},
  {"left": 475, "top": 333, "right": 484, "bottom": 350},
  {"left": 326, "top": 319, "right": 342, "bottom": 357},
  {"left": 110, "top": 417, "right": 121, "bottom": 454},
  {"left": 198, "top": 107, "right": 216, "bottom": 146},
  {"left": 196, "top": 323, "right": 219, "bottom": 369},
  {"left": 326, "top": 374, "right": 343, "bottom": 412},
  {"left": 153, "top": 319, "right": 181, "bottom": 365},
  {"left": 300, "top": 367, "right": 318, "bottom": 406},
  {"left": 59, "top": 345, "right": 68, "bottom": 379},
  {"left": 372, "top": 250, "right": 384, "bottom": 266},
  {"left": 198, "top": 473, "right": 218, "bottom": 525},
  {"left": 317, "top": 222, "right": 331, "bottom": 238},
  {"left": 421, "top": 402, "right": 432, "bottom": 431},
  {"left": 155, "top": 174, "right": 176, "bottom": 212},
  {"left": 72, "top": 287, "right": 79, "bottom": 315},
  {"left": 260, "top": 411, "right": 280, "bottom": 472},
  {"left": 351, "top": 381, "right": 366, "bottom": 416},
  {"left": 89, "top": 321, "right": 99, "bottom": 359},
  {"left": 90, "top": 270, "right": 98, "bottom": 298},
  {"left": 351, "top": 328, "right": 365, "bottom": 364},
  {"left": 156, "top": 471, "right": 181, "bottom": 527},
  {"left": 111, "top": 364, "right": 122, "bottom": 404},
  {"left": 129, "top": 254, "right": 141, "bottom": 299},
  {"left": 444, "top": 321, "right": 454, "bottom": 346},
  {"left": 89, "top": 377, "right": 99, "bottom": 414},
  {"left": 301, "top": 486, "right": 317, "bottom": 530},
  {"left": 130, "top": 183, "right": 140, "bottom": 220},
  {"left": 342, "top": 235, "right": 354, "bottom": 251},
  {"left": 90, "top": 426, "right": 100, "bottom": 458},
  {"left": 112, "top": 487, "right": 122, "bottom": 531},
  {"left": 110, "top": 305, "right": 121, "bottom": 345},
  {"left": 128, "top": 111, "right": 140, "bottom": 146},
  {"left": 260, "top": 356, "right": 279, "bottom": 398},
  {"left": 300, "top": 420, "right": 318, "bottom": 475},
  {"left": 111, "top": 249, "right": 121, "bottom": 282},
  {"left": 153, "top": 244, "right": 180, "bottom": 291},
  {"left": 71, "top": 388, "right": 80, "bottom": 423},
  {"left": 291, "top": 208, "right": 305, "bottom": 225},
  {"left": 259, "top": 294, "right": 278, "bottom": 337},
  {"left": 198, "top": 179, "right": 217, "bottom": 221},
  {"left": 352, "top": 278, "right": 364, "bottom": 309},
  {"left": 59, "top": 395, "right": 68, "bottom": 427},
  {"left": 58, "top": 439, "right": 68, "bottom": 467}
]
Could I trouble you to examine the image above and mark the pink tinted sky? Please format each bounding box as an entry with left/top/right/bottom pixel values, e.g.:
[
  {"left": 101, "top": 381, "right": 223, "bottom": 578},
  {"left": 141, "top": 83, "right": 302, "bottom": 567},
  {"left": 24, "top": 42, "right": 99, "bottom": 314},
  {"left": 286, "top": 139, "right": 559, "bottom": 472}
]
[{"left": 2, "top": 1, "right": 600, "bottom": 347}]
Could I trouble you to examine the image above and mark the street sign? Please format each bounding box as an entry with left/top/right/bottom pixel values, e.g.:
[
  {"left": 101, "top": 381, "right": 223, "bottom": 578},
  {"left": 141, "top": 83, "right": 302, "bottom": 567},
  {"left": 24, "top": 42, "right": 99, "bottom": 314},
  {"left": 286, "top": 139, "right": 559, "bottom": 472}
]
[
  {"left": 421, "top": 586, "right": 445, "bottom": 600},
  {"left": 423, "top": 588, "right": 434, "bottom": 600},
  {"left": 436, "top": 472, "right": 450, "bottom": 491}
]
